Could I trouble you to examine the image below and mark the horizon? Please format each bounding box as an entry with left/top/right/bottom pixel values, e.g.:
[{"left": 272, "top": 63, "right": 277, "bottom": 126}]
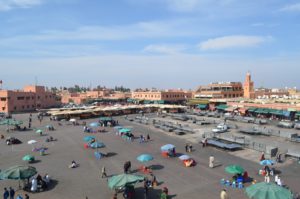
[{"left": 0, "top": 0, "right": 299, "bottom": 89}]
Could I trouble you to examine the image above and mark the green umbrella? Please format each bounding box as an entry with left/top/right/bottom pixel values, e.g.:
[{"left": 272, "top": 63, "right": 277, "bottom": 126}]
[
  {"left": 108, "top": 174, "right": 145, "bottom": 190},
  {"left": 36, "top": 129, "right": 43, "bottom": 134},
  {"left": 0, "top": 165, "right": 37, "bottom": 180},
  {"left": 22, "top": 155, "right": 35, "bottom": 162},
  {"left": 119, "top": 128, "right": 131, "bottom": 134},
  {"left": 245, "top": 182, "right": 293, "bottom": 199},
  {"left": 225, "top": 165, "right": 244, "bottom": 174}
]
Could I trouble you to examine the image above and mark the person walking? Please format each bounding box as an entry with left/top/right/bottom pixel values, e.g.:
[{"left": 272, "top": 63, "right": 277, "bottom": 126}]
[
  {"left": 146, "top": 134, "right": 150, "bottom": 141},
  {"left": 3, "top": 188, "right": 9, "bottom": 199},
  {"left": 264, "top": 171, "right": 270, "bottom": 183},
  {"left": 220, "top": 189, "right": 228, "bottom": 199},
  {"left": 101, "top": 166, "right": 107, "bottom": 178},
  {"left": 185, "top": 144, "right": 188, "bottom": 152},
  {"left": 9, "top": 187, "right": 15, "bottom": 199},
  {"left": 188, "top": 144, "right": 193, "bottom": 152},
  {"left": 209, "top": 155, "right": 215, "bottom": 168}
]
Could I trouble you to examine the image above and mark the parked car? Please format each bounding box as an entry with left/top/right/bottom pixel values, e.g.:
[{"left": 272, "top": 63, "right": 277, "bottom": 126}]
[{"left": 212, "top": 124, "right": 228, "bottom": 133}]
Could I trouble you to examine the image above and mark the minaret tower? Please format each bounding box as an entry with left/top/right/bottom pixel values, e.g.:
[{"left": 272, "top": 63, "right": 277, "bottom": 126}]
[{"left": 244, "top": 72, "right": 254, "bottom": 99}]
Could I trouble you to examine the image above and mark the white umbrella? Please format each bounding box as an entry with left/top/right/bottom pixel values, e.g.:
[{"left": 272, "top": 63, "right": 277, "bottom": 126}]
[
  {"left": 27, "top": 140, "right": 37, "bottom": 145},
  {"left": 69, "top": 118, "right": 76, "bottom": 122},
  {"left": 28, "top": 140, "right": 37, "bottom": 150}
]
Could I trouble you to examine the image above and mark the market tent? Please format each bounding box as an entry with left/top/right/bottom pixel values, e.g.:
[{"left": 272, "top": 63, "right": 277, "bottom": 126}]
[
  {"left": 108, "top": 174, "right": 145, "bottom": 190},
  {"left": 245, "top": 182, "right": 292, "bottom": 199},
  {"left": 247, "top": 108, "right": 257, "bottom": 113},
  {"left": 0, "top": 119, "right": 23, "bottom": 126},
  {"left": 99, "top": 117, "right": 113, "bottom": 122},
  {"left": 197, "top": 104, "right": 207, "bottom": 109},
  {"left": 216, "top": 104, "right": 228, "bottom": 110}
]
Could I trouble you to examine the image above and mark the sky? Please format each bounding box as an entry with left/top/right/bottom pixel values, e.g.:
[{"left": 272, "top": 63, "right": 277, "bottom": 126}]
[{"left": 0, "top": 0, "right": 299, "bottom": 90}]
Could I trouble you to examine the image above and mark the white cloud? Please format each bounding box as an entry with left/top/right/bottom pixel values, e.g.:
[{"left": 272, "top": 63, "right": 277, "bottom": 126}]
[
  {"left": 143, "top": 44, "right": 186, "bottom": 54},
  {"left": 0, "top": 19, "right": 195, "bottom": 44},
  {"left": 164, "top": 0, "right": 235, "bottom": 12},
  {"left": 0, "top": 0, "right": 43, "bottom": 11},
  {"left": 199, "top": 35, "right": 272, "bottom": 50},
  {"left": 165, "top": 0, "right": 200, "bottom": 12},
  {"left": 280, "top": 3, "right": 300, "bottom": 12}
]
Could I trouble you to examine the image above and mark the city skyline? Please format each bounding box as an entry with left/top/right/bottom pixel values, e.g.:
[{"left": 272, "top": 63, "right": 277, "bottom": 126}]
[{"left": 0, "top": 0, "right": 300, "bottom": 89}]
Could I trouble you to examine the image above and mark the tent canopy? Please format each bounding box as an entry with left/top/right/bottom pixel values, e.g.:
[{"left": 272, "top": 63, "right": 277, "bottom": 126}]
[
  {"left": 108, "top": 174, "right": 145, "bottom": 189},
  {"left": 245, "top": 182, "right": 292, "bottom": 199}
]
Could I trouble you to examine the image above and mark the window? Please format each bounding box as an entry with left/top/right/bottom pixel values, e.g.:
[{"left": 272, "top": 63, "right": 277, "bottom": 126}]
[
  {"left": 17, "top": 97, "right": 25, "bottom": 100},
  {"left": 27, "top": 105, "right": 30, "bottom": 108},
  {"left": 37, "top": 96, "right": 40, "bottom": 99},
  {"left": 26, "top": 97, "right": 30, "bottom": 100},
  {"left": 2, "top": 107, "right": 5, "bottom": 111},
  {"left": 32, "top": 96, "right": 34, "bottom": 99},
  {"left": 14, "top": 106, "right": 17, "bottom": 110},
  {"left": 0, "top": 97, "right": 6, "bottom": 101},
  {"left": 32, "top": 105, "right": 35, "bottom": 108},
  {"left": 22, "top": 106, "right": 25, "bottom": 109}
]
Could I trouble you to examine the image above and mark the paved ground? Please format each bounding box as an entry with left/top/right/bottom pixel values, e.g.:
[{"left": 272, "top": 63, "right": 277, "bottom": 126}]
[{"left": 0, "top": 113, "right": 299, "bottom": 199}]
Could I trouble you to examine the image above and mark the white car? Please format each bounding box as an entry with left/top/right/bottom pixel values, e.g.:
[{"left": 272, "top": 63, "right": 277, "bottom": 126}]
[{"left": 212, "top": 124, "right": 228, "bottom": 133}]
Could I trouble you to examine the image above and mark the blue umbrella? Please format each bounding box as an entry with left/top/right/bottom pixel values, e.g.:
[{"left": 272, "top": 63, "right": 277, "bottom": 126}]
[
  {"left": 83, "top": 136, "right": 96, "bottom": 142},
  {"left": 89, "top": 122, "right": 100, "bottom": 127},
  {"left": 260, "top": 159, "right": 275, "bottom": 166},
  {"left": 161, "top": 144, "right": 175, "bottom": 151},
  {"left": 137, "top": 154, "right": 153, "bottom": 162},
  {"left": 90, "top": 142, "right": 105, "bottom": 148},
  {"left": 178, "top": 155, "right": 190, "bottom": 161}
]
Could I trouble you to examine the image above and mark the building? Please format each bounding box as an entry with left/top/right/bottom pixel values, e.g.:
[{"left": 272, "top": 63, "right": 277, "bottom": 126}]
[
  {"left": 60, "top": 90, "right": 131, "bottom": 104},
  {"left": 60, "top": 90, "right": 111, "bottom": 104},
  {"left": 131, "top": 90, "right": 192, "bottom": 103},
  {"left": 0, "top": 85, "right": 60, "bottom": 114},
  {"left": 195, "top": 82, "right": 243, "bottom": 99},
  {"left": 244, "top": 72, "right": 255, "bottom": 99},
  {"left": 254, "top": 88, "right": 289, "bottom": 99}
]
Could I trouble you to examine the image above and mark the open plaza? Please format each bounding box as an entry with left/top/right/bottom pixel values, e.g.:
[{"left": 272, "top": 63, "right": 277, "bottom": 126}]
[{"left": 0, "top": 110, "right": 299, "bottom": 199}]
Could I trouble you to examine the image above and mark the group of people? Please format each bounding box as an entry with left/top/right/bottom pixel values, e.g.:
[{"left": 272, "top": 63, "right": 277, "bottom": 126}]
[
  {"left": 185, "top": 143, "right": 193, "bottom": 152},
  {"left": 3, "top": 187, "right": 30, "bottom": 199},
  {"left": 139, "top": 134, "right": 150, "bottom": 143},
  {"left": 30, "top": 174, "right": 51, "bottom": 192}
]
